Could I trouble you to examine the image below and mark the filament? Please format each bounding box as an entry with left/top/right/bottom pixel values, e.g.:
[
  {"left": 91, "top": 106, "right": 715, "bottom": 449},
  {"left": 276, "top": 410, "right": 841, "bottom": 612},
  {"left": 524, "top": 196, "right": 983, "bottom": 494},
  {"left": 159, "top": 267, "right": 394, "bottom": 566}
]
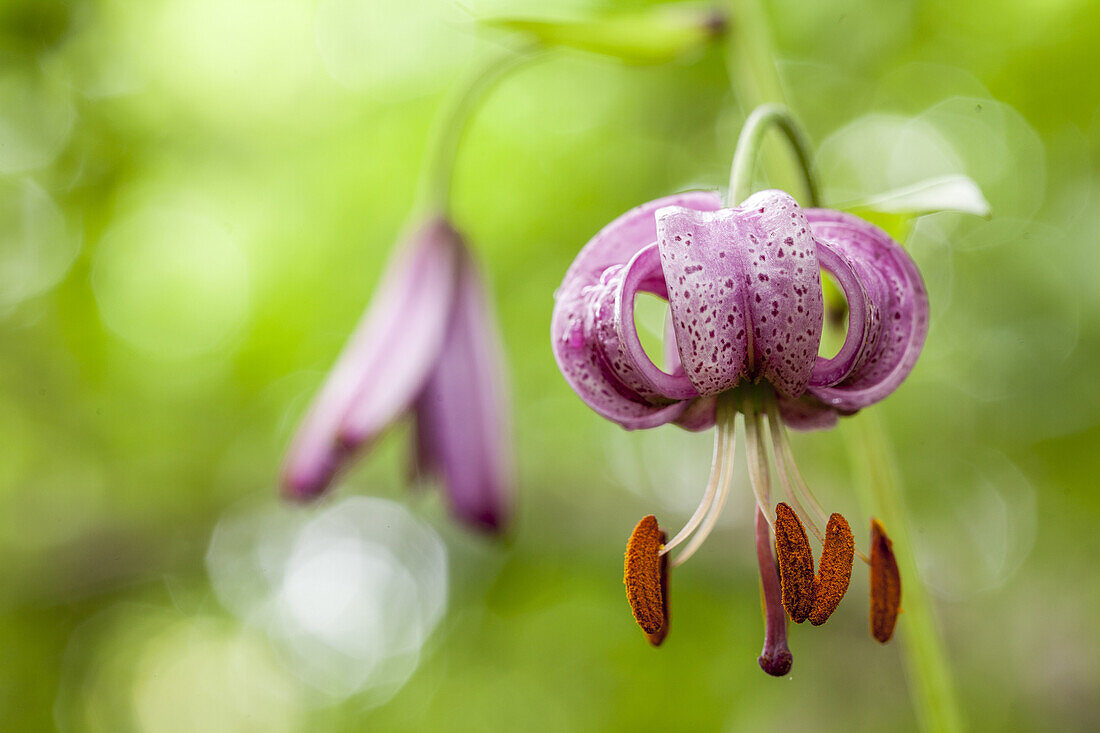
[
  {"left": 765, "top": 398, "right": 870, "bottom": 565},
  {"left": 660, "top": 418, "right": 729, "bottom": 556},
  {"left": 765, "top": 405, "right": 825, "bottom": 545},
  {"left": 764, "top": 398, "right": 828, "bottom": 527},
  {"left": 671, "top": 412, "right": 737, "bottom": 567},
  {"left": 742, "top": 393, "right": 774, "bottom": 530}
]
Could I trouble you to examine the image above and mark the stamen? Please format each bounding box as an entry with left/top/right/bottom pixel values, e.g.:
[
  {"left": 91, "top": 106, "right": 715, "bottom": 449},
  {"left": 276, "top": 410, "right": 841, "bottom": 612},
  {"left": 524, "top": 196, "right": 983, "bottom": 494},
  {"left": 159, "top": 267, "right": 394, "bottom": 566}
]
[
  {"left": 742, "top": 395, "right": 774, "bottom": 528},
  {"left": 763, "top": 398, "right": 828, "bottom": 530},
  {"left": 661, "top": 419, "right": 728, "bottom": 557},
  {"left": 754, "top": 508, "right": 792, "bottom": 676},
  {"left": 765, "top": 400, "right": 871, "bottom": 565},
  {"left": 773, "top": 503, "right": 815, "bottom": 623},
  {"left": 808, "top": 513, "right": 854, "bottom": 626},
  {"left": 624, "top": 515, "right": 669, "bottom": 645},
  {"left": 869, "top": 518, "right": 901, "bottom": 643},
  {"left": 766, "top": 404, "right": 825, "bottom": 545},
  {"left": 669, "top": 412, "right": 736, "bottom": 567}
]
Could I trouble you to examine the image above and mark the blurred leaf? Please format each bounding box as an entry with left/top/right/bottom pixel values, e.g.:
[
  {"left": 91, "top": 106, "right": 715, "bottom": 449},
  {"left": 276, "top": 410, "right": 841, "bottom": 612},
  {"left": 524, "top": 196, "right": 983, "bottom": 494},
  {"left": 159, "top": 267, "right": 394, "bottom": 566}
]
[
  {"left": 481, "top": 6, "right": 725, "bottom": 65},
  {"left": 841, "top": 174, "right": 991, "bottom": 217}
]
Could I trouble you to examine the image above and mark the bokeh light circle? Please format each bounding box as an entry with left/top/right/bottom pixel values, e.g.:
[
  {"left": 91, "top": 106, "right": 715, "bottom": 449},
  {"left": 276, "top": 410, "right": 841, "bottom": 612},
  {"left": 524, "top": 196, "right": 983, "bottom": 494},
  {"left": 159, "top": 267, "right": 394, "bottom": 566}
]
[
  {"left": 0, "top": 66, "right": 75, "bottom": 173},
  {"left": 206, "top": 496, "right": 448, "bottom": 702},
  {"left": 91, "top": 206, "right": 249, "bottom": 359},
  {"left": 55, "top": 608, "right": 304, "bottom": 733},
  {"left": 0, "top": 178, "right": 80, "bottom": 313}
]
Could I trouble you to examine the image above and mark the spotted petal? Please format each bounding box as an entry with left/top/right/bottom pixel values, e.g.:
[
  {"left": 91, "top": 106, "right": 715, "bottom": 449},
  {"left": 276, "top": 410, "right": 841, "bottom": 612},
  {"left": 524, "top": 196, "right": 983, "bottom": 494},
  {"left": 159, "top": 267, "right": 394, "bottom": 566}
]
[{"left": 656, "top": 190, "right": 823, "bottom": 398}]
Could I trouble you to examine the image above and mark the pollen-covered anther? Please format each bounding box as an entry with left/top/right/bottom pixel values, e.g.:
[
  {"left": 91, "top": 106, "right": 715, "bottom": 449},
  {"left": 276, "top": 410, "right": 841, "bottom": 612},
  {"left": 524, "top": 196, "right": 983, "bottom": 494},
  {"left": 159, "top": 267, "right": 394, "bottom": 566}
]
[
  {"left": 773, "top": 503, "right": 815, "bottom": 624},
  {"left": 869, "top": 518, "right": 901, "bottom": 643},
  {"left": 808, "top": 513, "right": 854, "bottom": 626},
  {"left": 624, "top": 515, "right": 670, "bottom": 645}
]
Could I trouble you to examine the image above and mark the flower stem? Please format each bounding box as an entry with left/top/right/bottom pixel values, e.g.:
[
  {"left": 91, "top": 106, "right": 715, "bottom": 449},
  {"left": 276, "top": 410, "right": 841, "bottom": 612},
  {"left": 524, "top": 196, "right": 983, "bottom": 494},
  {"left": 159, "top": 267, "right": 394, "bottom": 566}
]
[
  {"left": 725, "top": 1, "right": 964, "bottom": 727},
  {"left": 418, "top": 45, "right": 540, "bottom": 215},
  {"left": 724, "top": 0, "right": 817, "bottom": 206},
  {"left": 846, "top": 411, "right": 965, "bottom": 733},
  {"left": 727, "top": 103, "right": 819, "bottom": 207}
]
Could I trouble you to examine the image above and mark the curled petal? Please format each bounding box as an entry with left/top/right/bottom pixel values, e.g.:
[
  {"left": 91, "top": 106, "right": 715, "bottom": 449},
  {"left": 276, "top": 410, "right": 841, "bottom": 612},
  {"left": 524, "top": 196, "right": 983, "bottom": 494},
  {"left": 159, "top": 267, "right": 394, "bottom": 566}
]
[
  {"left": 674, "top": 395, "right": 718, "bottom": 432},
  {"left": 775, "top": 393, "right": 839, "bottom": 431},
  {"left": 662, "top": 311, "right": 719, "bottom": 432},
  {"left": 551, "top": 192, "right": 722, "bottom": 429},
  {"left": 805, "top": 210, "right": 929, "bottom": 411},
  {"left": 810, "top": 241, "right": 885, "bottom": 386},
  {"left": 656, "top": 190, "right": 823, "bottom": 398},
  {"left": 413, "top": 254, "right": 513, "bottom": 532},
  {"left": 281, "top": 218, "right": 460, "bottom": 499},
  {"left": 612, "top": 245, "right": 700, "bottom": 401}
]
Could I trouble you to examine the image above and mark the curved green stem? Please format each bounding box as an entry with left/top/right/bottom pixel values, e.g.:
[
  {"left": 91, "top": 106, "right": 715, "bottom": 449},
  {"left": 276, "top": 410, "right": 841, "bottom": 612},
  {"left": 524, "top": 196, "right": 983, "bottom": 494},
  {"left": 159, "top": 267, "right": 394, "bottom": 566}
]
[
  {"left": 725, "top": 1, "right": 964, "bottom": 729},
  {"left": 724, "top": 0, "right": 807, "bottom": 201},
  {"left": 727, "top": 103, "right": 820, "bottom": 207},
  {"left": 847, "top": 412, "right": 965, "bottom": 733},
  {"left": 418, "top": 45, "right": 540, "bottom": 214}
]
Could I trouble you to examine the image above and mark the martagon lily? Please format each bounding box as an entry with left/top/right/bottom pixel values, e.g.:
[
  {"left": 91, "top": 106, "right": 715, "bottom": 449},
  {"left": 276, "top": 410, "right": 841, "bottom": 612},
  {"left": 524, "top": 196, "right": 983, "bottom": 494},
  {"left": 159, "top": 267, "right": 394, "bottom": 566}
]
[
  {"left": 551, "top": 185, "right": 927, "bottom": 674},
  {"left": 281, "top": 216, "right": 512, "bottom": 532}
]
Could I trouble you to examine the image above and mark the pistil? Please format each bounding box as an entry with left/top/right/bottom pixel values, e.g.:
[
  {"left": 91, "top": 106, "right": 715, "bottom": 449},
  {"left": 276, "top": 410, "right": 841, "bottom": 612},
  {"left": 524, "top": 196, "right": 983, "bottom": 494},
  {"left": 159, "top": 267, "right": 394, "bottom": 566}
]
[{"left": 755, "top": 507, "right": 792, "bottom": 676}]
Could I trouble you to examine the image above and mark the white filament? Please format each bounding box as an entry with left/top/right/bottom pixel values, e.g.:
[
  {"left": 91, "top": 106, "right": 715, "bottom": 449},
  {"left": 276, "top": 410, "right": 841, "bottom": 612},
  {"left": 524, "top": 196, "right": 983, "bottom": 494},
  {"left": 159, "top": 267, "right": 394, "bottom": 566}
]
[
  {"left": 660, "top": 418, "right": 729, "bottom": 557},
  {"left": 670, "top": 418, "right": 736, "bottom": 567},
  {"left": 765, "top": 402, "right": 825, "bottom": 544},
  {"left": 764, "top": 399, "right": 829, "bottom": 529},
  {"left": 765, "top": 398, "right": 871, "bottom": 565},
  {"left": 743, "top": 395, "right": 774, "bottom": 530}
]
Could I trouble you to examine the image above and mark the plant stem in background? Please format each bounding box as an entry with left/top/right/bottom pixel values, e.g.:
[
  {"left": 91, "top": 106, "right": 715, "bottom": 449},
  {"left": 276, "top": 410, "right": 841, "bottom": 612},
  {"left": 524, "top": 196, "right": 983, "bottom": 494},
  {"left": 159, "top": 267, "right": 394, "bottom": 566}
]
[
  {"left": 847, "top": 412, "right": 964, "bottom": 733},
  {"left": 725, "top": 2, "right": 963, "bottom": 730},
  {"left": 419, "top": 46, "right": 540, "bottom": 215},
  {"left": 724, "top": 0, "right": 804, "bottom": 199}
]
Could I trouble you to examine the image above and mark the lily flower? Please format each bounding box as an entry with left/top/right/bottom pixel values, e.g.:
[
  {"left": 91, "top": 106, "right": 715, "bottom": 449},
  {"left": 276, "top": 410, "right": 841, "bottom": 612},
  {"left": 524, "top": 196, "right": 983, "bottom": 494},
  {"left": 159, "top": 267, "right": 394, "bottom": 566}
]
[
  {"left": 552, "top": 189, "right": 925, "bottom": 673},
  {"left": 282, "top": 216, "right": 512, "bottom": 532}
]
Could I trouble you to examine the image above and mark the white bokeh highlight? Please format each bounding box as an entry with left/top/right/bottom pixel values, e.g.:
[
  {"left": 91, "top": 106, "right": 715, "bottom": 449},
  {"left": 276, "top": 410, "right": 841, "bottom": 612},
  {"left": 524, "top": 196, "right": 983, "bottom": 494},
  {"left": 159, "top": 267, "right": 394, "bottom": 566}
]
[{"left": 206, "top": 496, "right": 448, "bottom": 703}]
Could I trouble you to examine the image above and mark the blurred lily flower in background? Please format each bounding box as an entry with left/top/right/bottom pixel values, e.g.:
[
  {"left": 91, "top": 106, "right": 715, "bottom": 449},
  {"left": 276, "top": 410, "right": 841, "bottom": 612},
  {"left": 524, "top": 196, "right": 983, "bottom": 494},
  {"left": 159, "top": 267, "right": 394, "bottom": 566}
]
[{"left": 281, "top": 216, "right": 512, "bottom": 532}]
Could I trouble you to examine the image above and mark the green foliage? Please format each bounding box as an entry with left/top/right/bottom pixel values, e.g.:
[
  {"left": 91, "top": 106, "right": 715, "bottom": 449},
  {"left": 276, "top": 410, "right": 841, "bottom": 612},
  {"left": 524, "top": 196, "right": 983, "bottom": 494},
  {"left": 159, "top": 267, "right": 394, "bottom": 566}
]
[
  {"left": 482, "top": 5, "right": 724, "bottom": 64},
  {"left": 0, "top": 0, "right": 1098, "bottom": 730}
]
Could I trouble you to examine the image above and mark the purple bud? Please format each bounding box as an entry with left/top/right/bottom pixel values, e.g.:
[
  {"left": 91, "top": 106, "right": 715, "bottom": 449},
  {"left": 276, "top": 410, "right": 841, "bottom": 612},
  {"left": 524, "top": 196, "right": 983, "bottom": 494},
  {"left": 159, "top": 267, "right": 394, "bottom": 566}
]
[{"left": 281, "top": 218, "right": 514, "bottom": 532}]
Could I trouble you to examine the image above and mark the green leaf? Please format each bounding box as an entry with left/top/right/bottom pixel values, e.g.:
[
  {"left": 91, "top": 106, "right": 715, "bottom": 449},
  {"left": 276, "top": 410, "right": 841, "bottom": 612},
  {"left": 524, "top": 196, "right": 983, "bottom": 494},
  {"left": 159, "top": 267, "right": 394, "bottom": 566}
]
[
  {"left": 481, "top": 6, "right": 725, "bottom": 65},
  {"left": 840, "top": 174, "right": 991, "bottom": 218}
]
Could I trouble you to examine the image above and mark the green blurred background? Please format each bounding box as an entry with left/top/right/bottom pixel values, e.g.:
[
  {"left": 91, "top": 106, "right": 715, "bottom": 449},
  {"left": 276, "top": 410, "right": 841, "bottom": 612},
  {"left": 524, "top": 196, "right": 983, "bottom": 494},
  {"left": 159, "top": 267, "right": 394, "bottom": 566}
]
[{"left": 1, "top": 0, "right": 1097, "bottom": 730}]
